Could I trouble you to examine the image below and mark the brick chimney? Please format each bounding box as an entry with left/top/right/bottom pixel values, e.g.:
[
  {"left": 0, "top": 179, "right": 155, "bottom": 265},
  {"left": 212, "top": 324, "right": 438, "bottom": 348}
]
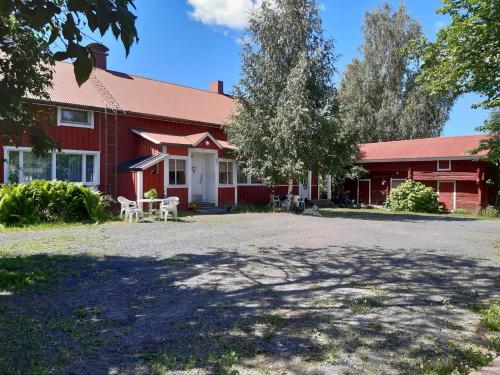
[
  {"left": 209, "top": 80, "right": 224, "bottom": 94},
  {"left": 88, "top": 43, "right": 109, "bottom": 70}
]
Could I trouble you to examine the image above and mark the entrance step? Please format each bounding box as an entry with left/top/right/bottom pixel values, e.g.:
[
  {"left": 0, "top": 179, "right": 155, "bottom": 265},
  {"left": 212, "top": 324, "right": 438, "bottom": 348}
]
[
  {"left": 192, "top": 201, "right": 215, "bottom": 209},
  {"left": 194, "top": 207, "right": 229, "bottom": 215}
]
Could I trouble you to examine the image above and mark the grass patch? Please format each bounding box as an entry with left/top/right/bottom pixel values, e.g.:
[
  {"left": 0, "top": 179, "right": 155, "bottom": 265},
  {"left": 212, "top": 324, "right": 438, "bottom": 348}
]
[
  {"left": 416, "top": 344, "right": 494, "bottom": 375},
  {"left": 480, "top": 303, "right": 500, "bottom": 332},
  {"left": 0, "top": 252, "right": 63, "bottom": 291},
  {"left": 231, "top": 204, "right": 272, "bottom": 214},
  {"left": 348, "top": 297, "right": 383, "bottom": 314},
  {"left": 257, "top": 313, "right": 287, "bottom": 328},
  {"left": 319, "top": 207, "right": 500, "bottom": 220}
]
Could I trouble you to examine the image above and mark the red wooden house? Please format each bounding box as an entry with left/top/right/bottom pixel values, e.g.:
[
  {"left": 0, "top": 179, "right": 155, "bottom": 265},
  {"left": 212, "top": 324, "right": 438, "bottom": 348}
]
[
  {"left": 348, "top": 136, "right": 496, "bottom": 211},
  {"left": 0, "top": 44, "right": 319, "bottom": 209}
]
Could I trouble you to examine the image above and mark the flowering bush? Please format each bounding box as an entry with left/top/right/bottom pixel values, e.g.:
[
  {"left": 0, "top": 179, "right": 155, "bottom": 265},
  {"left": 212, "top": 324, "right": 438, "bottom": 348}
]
[{"left": 385, "top": 180, "right": 440, "bottom": 213}]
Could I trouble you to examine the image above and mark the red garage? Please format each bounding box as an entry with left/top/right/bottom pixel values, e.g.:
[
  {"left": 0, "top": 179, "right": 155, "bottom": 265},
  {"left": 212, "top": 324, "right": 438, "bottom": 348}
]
[{"left": 349, "top": 135, "right": 497, "bottom": 212}]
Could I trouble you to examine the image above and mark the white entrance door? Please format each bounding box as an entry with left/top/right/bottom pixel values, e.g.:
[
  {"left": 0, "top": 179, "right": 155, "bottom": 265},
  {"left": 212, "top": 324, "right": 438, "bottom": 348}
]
[
  {"left": 191, "top": 155, "right": 205, "bottom": 201},
  {"left": 299, "top": 181, "right": 308, "bottom": 199},
  {"left": 191, "top": 153, "right": 216, "bottom": 203}
]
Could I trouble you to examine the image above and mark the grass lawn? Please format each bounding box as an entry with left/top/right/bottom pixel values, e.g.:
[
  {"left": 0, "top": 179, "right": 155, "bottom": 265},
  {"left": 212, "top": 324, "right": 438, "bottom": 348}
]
[{"left": 319, "top": 207, "right": 500, "bottom": 220}]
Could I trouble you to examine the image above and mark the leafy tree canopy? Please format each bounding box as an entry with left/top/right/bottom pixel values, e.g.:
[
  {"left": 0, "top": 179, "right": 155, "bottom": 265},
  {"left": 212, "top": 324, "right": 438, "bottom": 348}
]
[
  {"left": 227, "top": 0, "right": 357, "bottom": 188},
  {"left": 416, "top": 0, "right": 499, "bottom": 109},
  {"left": 0, "top": 0, "right": 138, "bottom": 154},
  {"left": 339, "top": 2, "right": 453, "bottom": 143},
  {"left": 470, "top": 110, "right": 499, "bottom": 164}
]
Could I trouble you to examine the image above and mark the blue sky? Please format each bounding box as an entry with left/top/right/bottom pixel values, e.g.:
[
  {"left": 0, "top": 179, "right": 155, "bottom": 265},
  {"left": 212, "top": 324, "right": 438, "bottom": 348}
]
[{"left": 92, "top": 0, "right": 490, "bottom": 136}]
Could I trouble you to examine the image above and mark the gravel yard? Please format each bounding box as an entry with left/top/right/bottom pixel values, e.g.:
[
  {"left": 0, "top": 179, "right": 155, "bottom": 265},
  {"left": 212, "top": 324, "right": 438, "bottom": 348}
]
[{"left": 0, "top": 210, "right": 499, "bottom": 374}]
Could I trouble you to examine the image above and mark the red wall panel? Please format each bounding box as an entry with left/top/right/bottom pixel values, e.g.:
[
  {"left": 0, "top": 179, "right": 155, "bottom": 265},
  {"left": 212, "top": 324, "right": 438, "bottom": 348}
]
[
  {"left": 219, "top": 187, "right": 235, "bottom": 206},
  {"left": 456, "top": 181, "right": 479, "bottom": 210}
]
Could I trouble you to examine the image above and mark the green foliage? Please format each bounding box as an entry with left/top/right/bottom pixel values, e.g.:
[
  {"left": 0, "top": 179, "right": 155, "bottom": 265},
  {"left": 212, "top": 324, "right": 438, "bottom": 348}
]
[
  {"left": 227, "top": 0, "right": 357, "bottom": 186},
  {"left": 339, "top": 3, "right": 453, "bottom": 143},
  {"left": 0, "top": 180, "right": 111, "bottom": 225},
  {"left": 470, "top": 110, "right": 500, "bottom": 164},
  {"left": 478, "top": 205, "right": 499, "bottom": 218},
  {"left": 480, "top": 304, "right": 500, "bottom": 331},
  {"left": 385, "top": 180, "right": 440, "bottom": 213},
  {"left": 415, "top": 0, "right": 499, "bottom": 109},
  {"left": 0, "top": 253, "right": 58, "bottom": 291},
  {"left": 0, "top": 0, "right": 138, "bottom": 154},
  {"left": 144, "top": 188, "right": 158, "bottom": 199}
]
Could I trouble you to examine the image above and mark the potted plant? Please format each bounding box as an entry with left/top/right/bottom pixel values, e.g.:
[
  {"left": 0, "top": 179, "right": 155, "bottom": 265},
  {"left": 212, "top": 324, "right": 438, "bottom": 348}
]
[{"left": 144, "top": 188, "right": 158, "bottom": 199}]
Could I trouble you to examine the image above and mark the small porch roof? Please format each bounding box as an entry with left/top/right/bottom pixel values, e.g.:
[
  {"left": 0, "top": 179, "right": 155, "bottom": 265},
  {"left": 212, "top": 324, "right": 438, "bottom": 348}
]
[
  {"left": 131, "top": 128, "right": 236, "bottom": 150},
  {"left": 120, "top": 153, "right": 169, "bottom": 172}
]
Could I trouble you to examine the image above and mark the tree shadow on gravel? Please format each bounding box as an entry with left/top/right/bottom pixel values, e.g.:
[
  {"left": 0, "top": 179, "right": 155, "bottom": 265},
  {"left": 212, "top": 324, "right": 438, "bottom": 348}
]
[{"left": 1, "top": 245, "right": 499, "bottom": 374}]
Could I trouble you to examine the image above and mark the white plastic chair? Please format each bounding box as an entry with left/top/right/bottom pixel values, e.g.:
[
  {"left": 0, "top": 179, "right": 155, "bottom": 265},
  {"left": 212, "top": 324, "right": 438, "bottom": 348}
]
[
  {"left": 293, "top": 195, "right": 305, "bottom": 210},
  {"left": 117, "top": 196, "right": 143, "bottom": 222},
  {"left": 160, "top": 196, "right": 179, "bottom": 222}
]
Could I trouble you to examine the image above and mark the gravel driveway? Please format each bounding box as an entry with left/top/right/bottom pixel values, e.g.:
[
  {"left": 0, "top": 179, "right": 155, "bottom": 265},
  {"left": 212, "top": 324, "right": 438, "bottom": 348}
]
[{"left": 1, "top": 211, "right": 499, "bottom": 374}]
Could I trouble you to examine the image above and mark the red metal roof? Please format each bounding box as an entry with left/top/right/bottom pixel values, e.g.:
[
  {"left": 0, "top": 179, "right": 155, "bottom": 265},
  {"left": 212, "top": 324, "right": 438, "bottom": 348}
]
[
  {"left": 27, "top": 61, "right": 235, "bottom": 125},
  {"left": 131, "top": 129, "right": 235, "bottom": 150},
  {"left": 358, "top": 135, "right": 490, "bottom": 161}
]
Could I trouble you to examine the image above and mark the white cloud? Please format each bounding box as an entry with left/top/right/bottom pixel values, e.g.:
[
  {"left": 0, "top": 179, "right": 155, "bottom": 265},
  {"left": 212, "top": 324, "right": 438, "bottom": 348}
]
[{"left": 187, "top": 0, "right": 259, "bottom": 29}]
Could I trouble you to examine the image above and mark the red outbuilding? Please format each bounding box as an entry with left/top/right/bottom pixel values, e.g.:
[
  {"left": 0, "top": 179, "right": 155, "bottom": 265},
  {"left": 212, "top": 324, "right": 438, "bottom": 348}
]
[{"left": 347, "top": 136, "right": 496, "bottom": 211}]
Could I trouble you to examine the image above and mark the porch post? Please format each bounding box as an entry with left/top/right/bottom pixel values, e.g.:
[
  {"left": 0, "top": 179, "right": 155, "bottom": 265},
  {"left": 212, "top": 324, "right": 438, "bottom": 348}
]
[
  {"left": 327, "top": 175, "right": 332, "bottom": 201},
  {"left": 136, "top": 171, "right": 144, "bottom": 209},
  {"left": 233, "top": 161, "right": 238, "bottom": 205},
  {"left": 162, "top": 146, "right": 168, "bottom": 197},
  {"left": 307, "top": 171, "right": 312, "bottom": 200}
]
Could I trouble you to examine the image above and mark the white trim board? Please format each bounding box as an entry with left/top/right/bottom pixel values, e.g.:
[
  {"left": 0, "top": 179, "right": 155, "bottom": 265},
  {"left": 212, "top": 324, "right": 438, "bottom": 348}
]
[{"left": 357, "top": 179, "right": 371, "bottom": 205}]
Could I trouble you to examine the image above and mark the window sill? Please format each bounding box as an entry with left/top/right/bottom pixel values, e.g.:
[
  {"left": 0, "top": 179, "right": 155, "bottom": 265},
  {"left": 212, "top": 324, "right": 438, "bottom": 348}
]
[
  {"left": 58, "top": 122, "right": 93, "bottom": 129},
  {"left": 167, "top": 185, "right": 188, "bottom": 188}
]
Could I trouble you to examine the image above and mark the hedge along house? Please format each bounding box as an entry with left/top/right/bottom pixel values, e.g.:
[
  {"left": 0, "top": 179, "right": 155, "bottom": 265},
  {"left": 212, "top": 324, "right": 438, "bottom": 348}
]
[
  {"left": 348, "top": 135, "right": 496, "bottom": 212},
  {"left": 0, "top": 44, "right": 320, "bottom": 210}
]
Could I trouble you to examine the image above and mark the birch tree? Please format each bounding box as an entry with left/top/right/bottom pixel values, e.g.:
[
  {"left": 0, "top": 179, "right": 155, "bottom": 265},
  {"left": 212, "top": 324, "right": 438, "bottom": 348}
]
[
  {"left": 227, "top": 0, "right": 356, "bottom": 192},
  {"left": 339, "top": 3, "right": 453, "bottom": 143}
]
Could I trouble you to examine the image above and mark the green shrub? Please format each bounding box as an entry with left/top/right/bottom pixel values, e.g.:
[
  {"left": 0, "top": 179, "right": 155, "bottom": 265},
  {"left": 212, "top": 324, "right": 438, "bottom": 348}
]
[
  {"left": 0, "top": 180, "right": 112, "bottom": 225},
  {"left": 384, "top": 180, "right": 440, "bottom": 213},
  {"left": 478, "top": 205, "right": 499, "bottom": 217}
]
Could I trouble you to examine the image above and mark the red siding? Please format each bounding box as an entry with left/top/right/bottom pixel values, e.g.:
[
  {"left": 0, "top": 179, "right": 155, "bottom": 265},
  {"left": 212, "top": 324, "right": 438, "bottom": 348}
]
[
  {"left": 456, "top": 181, "right": 480, "bottom": 210},
  {"left": 237, "top": 185, "right": 300, "bottom": 205},
  {"left": 219, "top": 187, "right": 235, "bottom": 206},
  {"left": 143, "top": 162, "right": 164, "bottom": 197}
]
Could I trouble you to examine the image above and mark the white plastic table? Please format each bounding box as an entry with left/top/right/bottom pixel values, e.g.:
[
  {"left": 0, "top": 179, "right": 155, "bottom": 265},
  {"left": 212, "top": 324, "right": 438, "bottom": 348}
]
[{"left": 137, "top": 198, "right": 164, "bottom": 217}]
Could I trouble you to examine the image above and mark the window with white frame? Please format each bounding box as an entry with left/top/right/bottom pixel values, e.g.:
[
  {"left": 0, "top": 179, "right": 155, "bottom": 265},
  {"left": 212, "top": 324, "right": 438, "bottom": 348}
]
[
  {"left": 219, "top": 161, "right": 233, "bottom": 185},
  {"left": 168, "top": 158, "right": 186, "bottom": 185},
  {"left": 236, "top": 161, "right": 263, "bottom": 185},
  {"left": 390, "top": 178, "right": 406, "bottom": 189},
  {"left": 4, "top": 148, "right": 99, "bottom": 185},
  {"left": 437, "top": 160, "right": 451, "bottom": 171},
  {"left": 58, "top": 107, "right": 93, "bottom": 128}
]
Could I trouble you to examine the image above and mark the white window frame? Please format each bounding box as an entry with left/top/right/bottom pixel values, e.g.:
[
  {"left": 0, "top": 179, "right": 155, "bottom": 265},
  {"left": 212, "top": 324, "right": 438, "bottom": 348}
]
[
  {"left": 57, "top": 107, "right": 94, "bottom": 129},
  {"left": 357, "top": 178, "right": 371, "bottom": 205},
  {"left": 167, "top": 156, "right": 188, "bottom": 187},
  {"left": 218, "top": 159, "right": 235, "bottom": 186},
  {"left": 437, "top": 159, "right": 451, "bottom": 171},
  {"left": 3, "top": 146, "right": 100, "bottom": 186},
  {"left": 236, "top": 161, "right": 266, "bottom": 186},
  {"left": 390, "top": 178, "right": 406, "bottom": 190}
]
